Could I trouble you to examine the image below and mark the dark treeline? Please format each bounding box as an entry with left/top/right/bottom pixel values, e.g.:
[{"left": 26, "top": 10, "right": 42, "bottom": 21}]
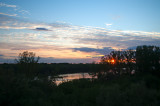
[
  {"left": 0, "top": 45, "right": 160, "bottom": 106},
  {"left": 0, "top": 63, "right": 103, "bottom": 76}
]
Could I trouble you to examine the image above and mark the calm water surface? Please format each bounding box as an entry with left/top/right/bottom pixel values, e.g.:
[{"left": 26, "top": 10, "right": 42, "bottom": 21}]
[{"left": 53, "top": 73, "right": 96, "bottom": 85}]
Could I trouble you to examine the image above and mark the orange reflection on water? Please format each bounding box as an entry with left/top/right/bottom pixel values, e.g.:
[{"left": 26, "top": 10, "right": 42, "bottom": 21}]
[{"left": 54, "top": 73, "right": 97, "bottom": 85}]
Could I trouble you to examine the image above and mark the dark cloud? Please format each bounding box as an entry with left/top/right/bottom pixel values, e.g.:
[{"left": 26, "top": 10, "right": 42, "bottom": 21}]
[
  {"left": 0, "top": 57, "right": 96, "bottom": 64},
  {"left": 72, "top": 47, "right": 114, "bottom": 55},
  {"left": 0, "top": 54, "right": 4, "bottom": 57},
  {"left": 0, "top": 57, "right": 14, "bottom": 63},
  {"left": 127, "top": 46, "right": 137, "bottom": 50},
  {"left": 33, "top": 27, "right": 51, "bottom": 31},
  {"left": 39, "top": 57, "right": 54, "bottom": 63},
  {"left": 76, "top": 31, "right": 160, "bottom": 49},
  {"left": 39, "top": 57, "right": 96, "bottom": 63}
]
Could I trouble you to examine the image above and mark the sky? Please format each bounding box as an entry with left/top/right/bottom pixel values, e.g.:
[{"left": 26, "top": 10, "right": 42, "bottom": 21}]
[{"left": 0, "top": 0, "right": 160, "bottom": 63}]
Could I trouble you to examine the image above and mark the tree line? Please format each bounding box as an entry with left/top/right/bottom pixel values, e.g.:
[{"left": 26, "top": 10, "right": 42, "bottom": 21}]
[
  {"left": 11, "top": 45, "right": 160, "bottom": 80},
  {"left": 92, "top": 45, "right": 160, "bottom": 80}
]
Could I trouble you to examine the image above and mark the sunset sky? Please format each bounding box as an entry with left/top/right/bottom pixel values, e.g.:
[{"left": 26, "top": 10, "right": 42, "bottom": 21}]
[{"left": 0, "top": 0, "right": 160, "bottom": 63}]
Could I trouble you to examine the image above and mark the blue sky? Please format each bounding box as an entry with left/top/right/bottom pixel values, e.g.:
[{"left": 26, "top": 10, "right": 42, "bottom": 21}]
[
  {"left": 1, "top": 0, "right": 160, "bottom": 31},
  {"left": 0, "top": 0, "right": 160, "bottom": 63}
]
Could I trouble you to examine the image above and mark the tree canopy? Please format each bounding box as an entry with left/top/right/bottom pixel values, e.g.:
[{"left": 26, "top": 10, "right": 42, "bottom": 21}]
[
  {"left": 100, "top": 45, "right": 160, "bottom": 76},
  {"left": 15, "top": 51, "right": 40, "bottom": 64},
  {"left": 136, "top": 45, "right": 160, "bottom": 73}
]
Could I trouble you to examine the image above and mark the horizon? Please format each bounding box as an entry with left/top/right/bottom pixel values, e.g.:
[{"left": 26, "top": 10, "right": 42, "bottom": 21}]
[{"left": 0, "top": 0, "right": 160, "bottom": 63}]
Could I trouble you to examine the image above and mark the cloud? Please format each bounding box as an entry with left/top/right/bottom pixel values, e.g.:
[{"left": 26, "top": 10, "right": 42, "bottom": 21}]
[
  {"left": 74, "top": 29, "right": 160, "bottom": 50},
  {"left": 33, "top": 27, "right": 52, "bottom": 31},
  {"left": 0, "top": 42, "right": 65, "bottom": 51},
  {"left": 0, "top": 54, "right": 4, "bottom": 57},
  {"left": 1, "top": 17, "right": 160, "bottom": 49},
  {"left": 0, "top": 57, "right": 14, "bottom": 63},
  {"left": 0, "top": 12, "right": 17, "bottom": 17},
  {"left": 72, "top": 47, "right": 114, "bottom": 55},
  {"left": 39, "top": 57, "right": 96, "bottom": 63},
  {"left": 86, "top": 55, "right": 104, "bottom": 58},
  {"left": 0, "top": 57, "right": 96, "bottom": 63},
  {"left": 126, "top": 46, "right": 138, "bottom": 50},
  {"left": 50, "top": 22, "right": 71, "bottom": 28},
  {"left": 0, "top": 2, "right": 30, "bottom": 18},
  {"left": 0, "top": 14, "right": 17, "bottom": 22},
  {"left": 106, "top": 23, "right": 112, "bottom": 27},
  {"left": 0, "top": 15, "right": 43, "bottom": 30},
  {"left": 18, "top": 10, "right": 30, "bottom": 15},
  {"left": 0, "top": 2, "right": 16, "bottom": 8},
  {"left": 0, "top": 16, "right": 160, "bottom": 63},
  {"left": 0, "top": 15, "right": 68, "bottom": 30}
]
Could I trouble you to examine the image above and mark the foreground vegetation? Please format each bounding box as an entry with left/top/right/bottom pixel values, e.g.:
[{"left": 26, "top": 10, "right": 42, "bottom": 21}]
[
  {"left": 0, "top": 45, "right": 160, "bottom": 106},
  {"left": 0, "top": 70, "right": 160, "bottom": 106}
]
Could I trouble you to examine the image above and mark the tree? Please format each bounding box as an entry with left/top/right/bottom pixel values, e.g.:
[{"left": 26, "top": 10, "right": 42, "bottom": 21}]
[
  {"left": 101, "top": 50, "right": 135, "bottom": 65},
  {"left": 136, "top": 45, "right": 160, "bottom": 73},
  {"left": 99, "top": 50, "right": 136, "bottom": 79},
  {"left": 15, "top": 51, "right": 40, "bottom": 64},
  {"left": 15, "top": 51, "right": 40, "bottom": 78}
]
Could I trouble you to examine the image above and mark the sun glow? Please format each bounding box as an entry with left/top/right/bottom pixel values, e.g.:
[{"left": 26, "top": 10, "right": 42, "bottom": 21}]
[{"left": 111, "top": 59, "right": 115, "bottom": 64}]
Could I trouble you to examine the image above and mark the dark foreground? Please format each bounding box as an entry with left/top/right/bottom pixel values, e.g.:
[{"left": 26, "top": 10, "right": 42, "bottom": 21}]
[
  {"left": 0, "top": 69, "right": 160, "bottom": 106},
  {"left": 1, "top": 45, "right": 160, "bottom": 105}
]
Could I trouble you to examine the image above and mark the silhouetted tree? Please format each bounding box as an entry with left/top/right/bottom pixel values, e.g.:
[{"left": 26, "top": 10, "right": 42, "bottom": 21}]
[
  {"left": 100, "top": 50, "right": 136, "bottom": 80},
  {"left": 15, "top": 51, "right": 40, "bottom": 78},
  {"left": 102, "top": 50, "right": 135, "bottom": 67},
  {"left": 136, "top": 45, "right": 160, "bottom": 73},
  {"left": 15, "top": 51, "right": 40, "bottom": 64}
]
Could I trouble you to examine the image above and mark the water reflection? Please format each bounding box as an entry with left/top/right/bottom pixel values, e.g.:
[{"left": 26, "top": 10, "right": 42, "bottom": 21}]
[{"left": 53, "top": 73, "right": 96, "bottom": 85}]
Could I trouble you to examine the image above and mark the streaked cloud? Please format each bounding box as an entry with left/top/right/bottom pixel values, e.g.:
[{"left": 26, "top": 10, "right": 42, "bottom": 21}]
[
  {"left": 0, "top": 2, "right": 16, "bottom": 8},
  {"left": 39, "top": 58, "right": 97, "bottom": 63},
  {"left": 0, "top": 12, "right": 17, "bottom": 17},
  {"left": 0, "top": 2, "right": 30, "bottom": 18},
  {"left": 50, "top": 22, "right": 71, "bottom": 28},
  {"left": 0, "top": 15, "right": 44, "bottom": 30},
  {"left": 106, "top": 23, "right": 112, "bottom": 27},
  {"left": 0, "top": 14, "right": 160, "bottom": 63},
  {"left": 18, "top": 10, "right": 30, "bottom": 15},
  {"left": 72, "top": 47, "right": 114, "bottom": 55}
]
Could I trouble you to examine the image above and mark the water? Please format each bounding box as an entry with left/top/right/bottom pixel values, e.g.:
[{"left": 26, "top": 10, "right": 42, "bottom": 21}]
[{"left": 52, "top": 73, "right": 97, "bottom": 85}]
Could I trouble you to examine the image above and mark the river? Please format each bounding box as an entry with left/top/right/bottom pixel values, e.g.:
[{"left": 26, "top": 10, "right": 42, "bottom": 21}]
[{"left": 52, "top": 73, "right": 97, "bottom": 85}]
